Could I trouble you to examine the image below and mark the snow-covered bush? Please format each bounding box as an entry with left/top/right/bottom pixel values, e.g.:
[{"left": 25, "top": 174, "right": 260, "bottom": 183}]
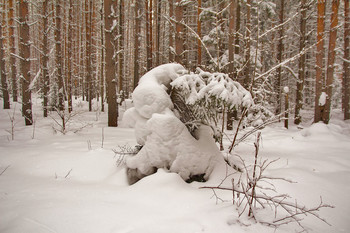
[{"left": 122, "top": 64, "right": 252, "bottom": 184}]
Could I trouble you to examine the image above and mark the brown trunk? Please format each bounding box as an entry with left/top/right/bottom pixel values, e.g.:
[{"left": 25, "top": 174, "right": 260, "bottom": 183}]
[
  {"left": 294, "top": 0, "right": 307, "bottom": 125},
  {"left": 105, "top": 0, "right": 118, "bottom": 126},
  {"left": 315, "top": 0, "right": 326, "bottom": 123},
  {"left": 276, "top": 0, "right": 284, "bottom": 115},
  {"left": 8, "top": 0, "right": 17, "bottom": 102},
  {"left": 133, "top": 0, "right": 141, "bottom": 89},
  {"left": 0, "top": 2, "right": 10, "bottom": 109},
  {"left": 175, "top": 0, "right": 184, "bottom": 63},
  {"left": 244, "top": 0, "right": 251, "bottom": 89},
  {"left": 227, "top": 0, "right": 237, "bottom": 130},
  {"left": 118, "top": 0, "right": 124, "bottom": 97},
  {"left": 67, "top": 0, "right": 73, "bottom": 113},
  {"left": 55, "top": 0, "right": 64, "bottom": 111},
  {"left": 42, "top": 0, "right": 49, "bottom": 117},
  {"left": 344, "top": 0, "right": 350, "bottom": 120},
  {"left": 100, "top": 0, "right": 105, "bottom": 112},
  {"left": 169, "top": 0, "right": 174, "bottom": 62},
  {"left": 197, "top": 0, "right": 202, "bottom": 66},
  {"left": 19, "top": 0, "right": 32, "bottom": 125},
  {"left": 155, "top": 0, "right": 161, "bottom": 66},
  {"left": 323, "top": 0, "right": 340, "bottom": 124},
  {"left": 85, "top": 0, "right": 92, "bottom": 111}
]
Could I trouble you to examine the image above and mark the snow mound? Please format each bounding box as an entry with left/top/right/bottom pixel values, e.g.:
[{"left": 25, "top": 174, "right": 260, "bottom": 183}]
[{"left": 122, "top": 63, "right": 223, "bottom": 184}]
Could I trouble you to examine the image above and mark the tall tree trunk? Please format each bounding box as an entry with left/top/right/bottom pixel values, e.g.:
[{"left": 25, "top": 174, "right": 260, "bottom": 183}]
[
  {"left": 155, "top": 0, "right": 161, "bottom": 66},
  {"left": 42, "top": 0, "right": 49, "bottom": 117},
  {"left": 133, "top": 0, "right": 141, "bottom": 89},
  {"left": 294, "top": 0, "right": 307, "bottom": 125},
  {"left": 67, "top": 0, "right": 73, "bottom": 113},
  {"left": 55, "top": 0, "right": 64, "bottom": 111},
  {"left": 197, "top": 0, "right": 202, "bottom": 67},
  {"left": 169, "top": 0, "right": 174, "bottom": 62},
  {"left": 19, "top": 0, "right": 32, "bottom": 125},
  {"left": 100, "top": 1, "right": 105, "bottom": 112},
  {"left": 244, "top": 0, "right": 251, "bottom": 89},
  {"left": 105, "top": 0, "right": 118, "bottom": 126},
  {"left": 175, "top": 0, "right": 184, "bottom": 64},
  {"left": 0, "top": 2, "right": 10, "bottom": 109},
  {"left": 323, "top": 0, "right": 340, "bottom": 124},
  {"left": 234, "top": 0, "right": 241, "bottom": 80},
  {"left": 227, "top": 0, "right": 237, "bottom": 130},
  {"left": 8, "top": 0, "right": 17, "bottom": 102},
  {"left": 85, "top": 0, "right": 92, "bottom": 111},
  {"left": 344, "top": 0, "right": 350, "bottom": 120},
  {"left": 118, "top": 0, "right": 124, "bottom": 98},
  {"left": 276, "top": 0, "right": 284, "bottom": 115},
  {"left": 315, "top": 0, "right": 326, "bottom": 123}
]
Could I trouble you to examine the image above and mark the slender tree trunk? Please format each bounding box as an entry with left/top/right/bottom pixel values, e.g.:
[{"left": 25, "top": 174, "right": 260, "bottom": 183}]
[
  {"left": 55, "top": 0, "right": 64, "bottom": 111},
  {"left": 227, "top": 0, "right": 237, "bottom": 130},
  {"left": 0, "top": 2, "right": 10, "bottom": 109},
  {"left": 175, "top": 0, "right": 184, "bottom": 64},
  {"left": 169, "top": 0, "right": 174, "bottom": 62},
  {"left": 19, "top": 0, "right": 32, "bottom": 125},
  {"left": 85, "top": 0, "right": 92, "bottom": 111},
  {"left": 118, "top": 0, "right": 124, "bottom": 98},
  {"left": 133, "top": 0, "right": 141, "bottom": 89},
  {"left": 67, "top": 0, "right": 73, "bottom": 113},
  {"left": 105, "top": 0, "right": 118, "bottom": 126},
  {"left": 155, "top": 0, "right": 161, "bottom": 66},
  {"left": 344, "top": 0, "right": 350, "bottom": 120},
  {"left": 323, "top": 0, "right": 340, "bottom": 124},
  {"left": 294, "top": 0, "right": 307, "bottom": 125},
  {"left": 276, "top": 0, "right": 284, "bottom": 115},
  {"left": 42, "top": 0, "right": 49, "bottom": 117},
  {"left": 100, "top": 1, "right": 105, "bottom": 112},
  {"left": 244, "top": 0, "right": 251, "bottom": 89},
  {"left": 234, "top": 0, "right": 241, "bottom": 80},
  {"left": 8, "top": 0, "right": 17, "bottom": 102},
  {"left": 315, "top": 0, "right": 326, "bottom": 123},
  {"left": 197, "top": 0, "right": 202, "bottom": 67}
]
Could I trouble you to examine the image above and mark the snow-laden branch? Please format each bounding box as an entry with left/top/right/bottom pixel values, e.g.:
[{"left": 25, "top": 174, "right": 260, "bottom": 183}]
[{"left": 259, "top": 11, "right": 299, "bottom": 39}]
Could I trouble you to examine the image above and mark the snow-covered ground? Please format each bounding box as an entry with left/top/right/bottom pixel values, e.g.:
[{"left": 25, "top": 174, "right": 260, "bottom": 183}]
[{"left": 0, "top": 98, "right": 349, "bottom": 233}]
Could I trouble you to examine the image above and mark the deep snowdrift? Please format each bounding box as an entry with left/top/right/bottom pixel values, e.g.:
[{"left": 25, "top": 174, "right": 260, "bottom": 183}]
[{"left": 0, "top": 98, "right": 349, "bottom": 233}]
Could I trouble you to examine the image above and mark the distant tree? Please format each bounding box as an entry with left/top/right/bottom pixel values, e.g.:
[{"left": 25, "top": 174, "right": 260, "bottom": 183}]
[
  {"left": 275, "top": 0, "right": 284, "bottom": 115},
  {"left": 175, "top": 0, "right": 184, "bottom": 63},
  {"left": 41, "top": 0, "right": 50, "bottom": 117},
  {"left": 55, "top": 0, "right": 64, "bottom": 111},
  {"left": 19, "top": 0, "right": 32, "bottom": 125},
  {"left": 133, "top": 0, "right": 141, "bottom": 89}
]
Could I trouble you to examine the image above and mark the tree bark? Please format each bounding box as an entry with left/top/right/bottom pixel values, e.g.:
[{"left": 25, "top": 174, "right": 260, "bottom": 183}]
[
  {"left": 19, "top": 0, "right": 32, "bottom": 125},
  {"left": 67, "top": 0, "right": 73, "bottom": 113},
  {"left": 344, "top": 0, "right": 350, "bottom": 120},
  {"left": 42, "top": 0, "right": 49, "bottom": 117},
  {"left": 276, "top": 0, "right": 284, "bottom": 115},
  {"left": 323, "top": 0, "right": 340, "bottom": 124},
  {"left": 169, "top": 0, "right": 174, "bottom": 62},
  {"left": 197, "top": 0, "right": 202, "bottom": 67},
  {"left": 55, "top": 0, "right": 64, "bottom": 111},
  {"left": 118, "top": 0, "right": 124, "bottom": 98},
  {"left": 8, "top": 0, "right": 17, "bottom": 102},
  {"left": 105, "top": 0, "right": 118, "bottom": 126},
  {"left": 294, "top": 0, "right": 307, "bottom": 125},
  {"left": 175, "top": 0, "right": 184, "bottom": 64},
  {"left": 315, "top": 0, "right": 326, "bottom": 123},
  {"left": 0, "top": 2, "right": 10, "bottom": 109}
]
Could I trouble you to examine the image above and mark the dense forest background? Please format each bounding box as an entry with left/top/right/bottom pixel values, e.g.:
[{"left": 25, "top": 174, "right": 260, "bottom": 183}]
[{"left": 0, "top": 0, "right": 349, "bottom": 127}]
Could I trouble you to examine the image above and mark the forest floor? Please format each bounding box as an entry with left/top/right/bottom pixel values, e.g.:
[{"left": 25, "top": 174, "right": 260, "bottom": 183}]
[{"left": 0, "top": 97, "right": 349, "bottom": 233}]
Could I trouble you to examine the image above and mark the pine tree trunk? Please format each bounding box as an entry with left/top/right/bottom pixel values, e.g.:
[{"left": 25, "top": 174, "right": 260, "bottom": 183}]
[
  {"left": 55, "top": 0, "right": 64, "bottom": 111},
  {"left": 133, "top": 0, "right": 140, "bottom": 89},
  {"left": 175, "top": 0, "right": 184, "bottom": 64},
  {"left": 344, "top": 0, "right": 350, "bottom": 120},
  {"left": 169, "top": 0, "right": 174, "bottom": 62},
  {"left": 315, "top": 0, "right": 326, "bottom": 123},
  {"left": 118, "top": 0, "right": 124, "bottom": 98},
  {"left": 0, "top": 2, "right": 10, "bottom": 109},
  {"left": 19, "top": 0, "right": 32, "bottom": 125},
  {"left": 105, "top": 0, "right": 118, "bottom": 126},
  {"left": 42, "top": 0, "right": 49, "bottom": 117},
  {"left": 197, "top": 0, "right": 202, "bottom": 67},
  {"left": 244, "top": 0, "right": 251, "bottom": 89},
  {"left": 294, "top": 0, "right": 307, "bottom": 125},
  {"left": 100, "top": 0, "right": 105, "bottom": 112},
  {"left": 67, "top": 0, "right": 73, "bottom": 113},
  {"left": 323, "top": 0, "right": 340, "bottom": 124},
  {"left": 8, "top": 0, "right": 17, "bottom": 102},
  {"left": 276, "top": 0, "right": 284, "bottom": 115},
  {"left": 85, "top": 0, "right": 92, "bottom": 111}
]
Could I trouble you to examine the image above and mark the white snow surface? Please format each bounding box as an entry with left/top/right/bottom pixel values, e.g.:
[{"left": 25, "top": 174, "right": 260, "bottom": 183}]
[{"left": 1, "top": 98, "right": 350, "bottom": 233}]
